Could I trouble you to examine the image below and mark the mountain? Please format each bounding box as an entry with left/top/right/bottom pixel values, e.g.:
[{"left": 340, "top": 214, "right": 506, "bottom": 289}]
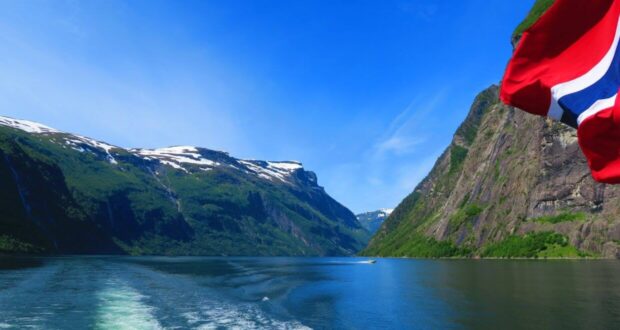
[
  {"left": 0, "top": 115, "right": 369, "bottom": 256},
  {"left": 363, "top": 0, "right": 620, "bottom": 259},
  {"left": 363, "top": 84, "right": 620, "bottom": 258},
  {"left": 356, "top": 209, "right": 393, "bottom": 234}
]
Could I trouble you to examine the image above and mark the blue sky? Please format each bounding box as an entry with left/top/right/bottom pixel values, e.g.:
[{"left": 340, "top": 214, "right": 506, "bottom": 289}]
[{"left": 0, "top": 0, "right": 535, "bottom": 213}]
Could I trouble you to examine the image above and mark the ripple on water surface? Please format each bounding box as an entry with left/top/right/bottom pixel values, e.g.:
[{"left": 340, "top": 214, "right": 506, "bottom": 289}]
[{"left": 0, "top": 257, "right": 311, "bottom": 329}]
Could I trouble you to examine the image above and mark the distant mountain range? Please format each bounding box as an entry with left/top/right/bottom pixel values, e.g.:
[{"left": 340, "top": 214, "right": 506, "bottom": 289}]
[
  {"left": 356, "top": 209, "right": 393, "bottom": 234},
  {"left": 0, "top": 115, "right": 369, "bottom": 256}
]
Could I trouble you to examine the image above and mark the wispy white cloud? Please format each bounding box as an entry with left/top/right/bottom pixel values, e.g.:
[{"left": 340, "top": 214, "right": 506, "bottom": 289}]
[
  {"left": 371, "top": 90, "right": 446, "bottom": 158},
  {"left": 375, "top": 135, "right": 427, "bottom": 155},
  {"left": 321, "top": 89, "right": 450, "bottom": 213}
]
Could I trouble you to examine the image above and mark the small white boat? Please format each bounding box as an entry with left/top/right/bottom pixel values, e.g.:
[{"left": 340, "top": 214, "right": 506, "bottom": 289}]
[{"left": 359, "top": 259, "right": 377, "bottom": 264}]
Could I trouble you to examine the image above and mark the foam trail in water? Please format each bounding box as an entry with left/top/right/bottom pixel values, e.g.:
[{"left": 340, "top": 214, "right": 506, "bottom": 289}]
[
  {"left": 94, "top": 279, "right": 162, "bottom": 330},
  {"left": 183, "top": 302, "right": 311, "bottom": 330}
]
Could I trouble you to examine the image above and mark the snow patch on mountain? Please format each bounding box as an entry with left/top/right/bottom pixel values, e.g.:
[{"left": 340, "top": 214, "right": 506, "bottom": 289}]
[
  {"left": 61, "top": 135, "right": 119, "bottom": 164},
  {"left": 65, "top": 140, "right": 86, "bottom": 153},
  {"left": 0, "top": 116, "right": 59, "bottom": 134},
  {"left": 0, "top": 115, "right": 119, "bottom": 164},
  {"left": 72, "top": 135, "right": 119, "bottom": 164},
  {"left": 239, "top": 160, "right": 303, "bottom": 183},
  {"left": 132, "top": 146, "right": 220, "bottom": 173},
  {"left": 268, "top": 161, "right": 303, "bottom": 171},
  {"left": 356, "top": 208, "right": 394, "bottom": 234},
  {"left": 373, "top": 209, "right": 394, "bottom": 218}
]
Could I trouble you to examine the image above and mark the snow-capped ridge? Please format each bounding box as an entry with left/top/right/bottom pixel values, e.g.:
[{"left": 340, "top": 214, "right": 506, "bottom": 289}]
[
  {"left": 267, "top": 161, "right": 303, "bottom": 171},
  {"left": 0, "top": 115, "right": 120, "bottom": 164},
  {"left": 0, "top": 115, "right": 59, "bottom": 134},
  {"left": 131, "top": 146, "right": 221, "bottom": 173},
  {"left": 357, "top": 208, "right": 394, "bottom": 219},
  {"left": 375, "top": 209, "right": 394, "bottom": 218},
  {"left": 132, "top": 146, "right": 304, "bottom": 183},
  {"left": 238, "top": 160, "right": 304, "bottom": 183},
  {"left": 1, "top": 115, "right": 309, "bottom": 182}
]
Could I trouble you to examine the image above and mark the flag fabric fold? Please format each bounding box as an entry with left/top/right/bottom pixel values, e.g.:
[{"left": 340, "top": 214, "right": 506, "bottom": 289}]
[{"left": 501, "top": 0, "right": 620, "bottom": 183}]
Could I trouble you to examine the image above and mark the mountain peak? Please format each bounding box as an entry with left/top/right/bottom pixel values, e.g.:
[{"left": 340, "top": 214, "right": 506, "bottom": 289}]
[{"left": 356, "top": 208, "right": 393, "bottom": 234}]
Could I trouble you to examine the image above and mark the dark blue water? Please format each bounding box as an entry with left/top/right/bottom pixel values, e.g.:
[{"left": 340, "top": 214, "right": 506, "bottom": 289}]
[{"left": 0, "top": 257, "right": 619, "bottom": 329}]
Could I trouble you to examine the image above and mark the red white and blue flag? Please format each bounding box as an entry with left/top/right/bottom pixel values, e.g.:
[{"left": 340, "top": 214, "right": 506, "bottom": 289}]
[{"left": 501, "top": 0, "right": 620, "bottom": 183}]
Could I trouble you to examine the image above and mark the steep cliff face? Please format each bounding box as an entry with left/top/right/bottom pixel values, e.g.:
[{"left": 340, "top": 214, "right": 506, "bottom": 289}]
[{"left": 364, "top": 85, "right": 620, "bottom": 258}]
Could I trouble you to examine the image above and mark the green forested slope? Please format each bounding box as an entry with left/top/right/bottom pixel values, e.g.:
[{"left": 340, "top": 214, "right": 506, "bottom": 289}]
[{"left": 0, "top": 119, "right": 368, "bottom": 256}]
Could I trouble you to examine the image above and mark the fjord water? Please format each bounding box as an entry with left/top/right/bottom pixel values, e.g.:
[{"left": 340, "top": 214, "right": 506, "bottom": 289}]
[{"left": 1, "top": 257, "right": 619, "bottom": 329}]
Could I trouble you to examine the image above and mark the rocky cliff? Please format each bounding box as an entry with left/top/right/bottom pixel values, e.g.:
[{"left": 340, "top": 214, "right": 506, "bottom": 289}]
[{"left": 364, "top": 81, "right": 620, "bottom": 258}]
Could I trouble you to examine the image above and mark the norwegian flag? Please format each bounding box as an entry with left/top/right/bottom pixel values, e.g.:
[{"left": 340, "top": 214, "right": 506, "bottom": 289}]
[{"left": 501, "top": 0, "right": 620, "bottom": 183}]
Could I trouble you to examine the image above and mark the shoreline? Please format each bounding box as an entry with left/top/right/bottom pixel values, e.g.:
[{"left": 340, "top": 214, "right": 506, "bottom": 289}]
[
  {"left": 359, "top": 255, "right": 611, "bottom": 260},
  {"left": 0, "top": 253, "right": 614, "bottom": 261}
]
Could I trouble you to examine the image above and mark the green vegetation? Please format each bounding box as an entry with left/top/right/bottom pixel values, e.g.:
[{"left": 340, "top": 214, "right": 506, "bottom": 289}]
[
  {"left": 0, "top": 235, "right": 44, "bottom": 253},
  {"left": 513, "top": 0, "right": 555, "bottom": 39},
  {"left": 0, "top": 124, "right": 368, "bottom": 256},
  {"left": 365, "top": 230, "right": 590, "bottom": 259},
  {"left": 449, "top": 203, "right": 484, "bottom": 228},
  {"left": 482, "top": 232, "right": 587, "bottom": 258},
  {"left": 531, "top": 212, "right": 586, "bottom": 224},
  {"left": 365, "top": 234, "right": 470, "bottom": 258},
  {"left": 537, "top": 244, "right": 585, "bottom": 258},
  {"left": 455, "top": 87, "right": 498, "bottom": 146},
  {"left": 461, "top": 127, "right": 478, "bottom": 146},
  {"left": 397, "top": 235, "right": 470, "bottom": 258},
  {"left": 449, "top": 145, "right": 468, "bottom": 174}
]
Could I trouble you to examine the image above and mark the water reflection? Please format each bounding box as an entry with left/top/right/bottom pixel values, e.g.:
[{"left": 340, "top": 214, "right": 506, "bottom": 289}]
[{"left": 422, "top": 260, "right": 620, "bottom": 329}]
